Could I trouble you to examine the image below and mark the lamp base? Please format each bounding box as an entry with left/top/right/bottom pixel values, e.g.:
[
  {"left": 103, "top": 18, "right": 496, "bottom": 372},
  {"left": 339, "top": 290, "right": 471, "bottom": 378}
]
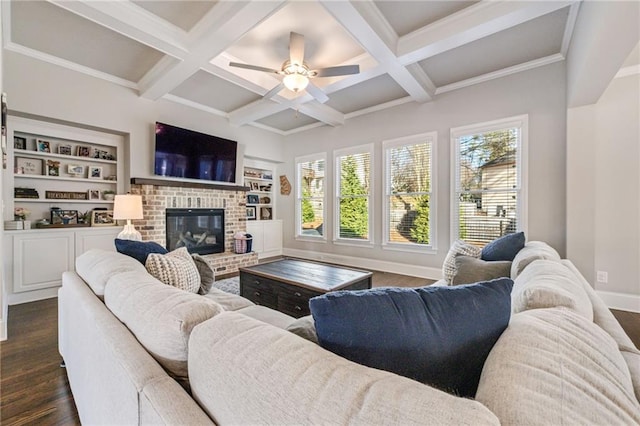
[{"left": 117, "top": 223, "right": 142, "bottom": 241}]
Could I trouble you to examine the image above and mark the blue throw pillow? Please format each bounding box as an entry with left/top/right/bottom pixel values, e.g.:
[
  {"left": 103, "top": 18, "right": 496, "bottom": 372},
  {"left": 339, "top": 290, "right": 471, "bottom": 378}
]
[
  {"left": 309, "top": 278, "right": 513, "bottom": 397},
  {"left": 481, "top": 231, "right": 525, "bottom": 261},
  {"left": 114, "top": 238, "right": 168, "bottom": 264}
]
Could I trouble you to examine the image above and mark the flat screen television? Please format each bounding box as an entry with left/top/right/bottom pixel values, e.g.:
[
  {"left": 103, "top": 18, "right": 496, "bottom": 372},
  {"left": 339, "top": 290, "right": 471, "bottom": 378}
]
[{"left": 154, "top": 122, "right": 238, "bottom": 183}]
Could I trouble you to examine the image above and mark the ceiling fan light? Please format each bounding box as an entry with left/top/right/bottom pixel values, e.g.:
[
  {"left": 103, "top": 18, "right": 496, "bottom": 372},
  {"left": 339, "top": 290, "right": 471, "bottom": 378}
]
[{"left": 283, "top": 73, "right": 309, "bottom": 92}]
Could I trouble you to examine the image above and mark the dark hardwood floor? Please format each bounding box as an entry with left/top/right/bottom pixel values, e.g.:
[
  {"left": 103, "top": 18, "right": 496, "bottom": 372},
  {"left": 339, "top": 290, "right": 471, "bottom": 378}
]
[{"left": 1, "top": 271, "right": 638, "bottom": 425}]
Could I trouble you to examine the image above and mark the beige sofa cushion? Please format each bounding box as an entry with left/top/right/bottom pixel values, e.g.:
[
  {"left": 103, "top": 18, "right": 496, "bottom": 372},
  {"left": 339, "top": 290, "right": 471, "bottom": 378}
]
[
  {"left": 476, "top": 307, "right": 640, "bottom": 425},
  {"left": 442, "top": 240, "right": 482, "bottom": 284},
  {"left": 510, "top": 240, "right": 560, "bottom": 279},
  {"left": 104, "top": 270, "right": 223, "bottom": 386},
  {"left": 203, "top": 287, "right": 254, "bottom": 311},
  {"left": 512, "top": 259, "right": 593, "bottom": 321},
  {"left": 75, "top": 249, "right": 146, "bottom": 298},
  {"left": 189, "top": 312, "right": 499, "bottom": 426}
]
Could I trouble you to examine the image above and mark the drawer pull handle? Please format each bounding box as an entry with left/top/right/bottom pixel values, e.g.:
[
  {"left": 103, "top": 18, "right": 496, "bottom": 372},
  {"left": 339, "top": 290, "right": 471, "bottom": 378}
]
[
  {"left": 294, "top": 292, "right": 302, "bottom": 297},
  {"left": 254, "top": 291, "right": 261, "bottom": 297},
  {"left": 295, "top": 305, "right": 302, "bottom": 311},
  {"left": 254, "top": 280, "right": 261, "bottom": 286}
]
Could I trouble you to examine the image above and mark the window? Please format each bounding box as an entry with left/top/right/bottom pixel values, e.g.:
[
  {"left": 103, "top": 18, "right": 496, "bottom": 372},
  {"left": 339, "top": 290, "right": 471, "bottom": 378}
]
[
  {"left": 383, "top": 132, "right": 436, "bottom": 250},
  {"left": 334, "top": 145, "right": 373, "bottom": 244},
  {"left": 451, "top": 115, "right": 527, "bottom": 246},
  {"left": 295, "top": 153, "right": 326, "bottom": 240}
]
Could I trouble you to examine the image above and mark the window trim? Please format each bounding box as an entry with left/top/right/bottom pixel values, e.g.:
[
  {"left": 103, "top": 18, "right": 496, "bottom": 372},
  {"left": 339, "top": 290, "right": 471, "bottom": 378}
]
[
  {"left": 450, "top": 114, "right": 528, "bottom": 246},
  {"left": 333, "top": 143, "right": 375, "bottom": 246},
  {"left": 295, "top": 152, "right": 327, "bottom": 242},
  {"left": 382, "top": 131, "right": 437, "bottom": 253}
]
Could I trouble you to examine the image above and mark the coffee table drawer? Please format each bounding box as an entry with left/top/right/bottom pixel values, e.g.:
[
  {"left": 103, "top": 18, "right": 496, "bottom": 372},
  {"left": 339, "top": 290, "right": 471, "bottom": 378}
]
[
  {"left": 277, "top": 297, "right": 311, "bottom": 318},
  {"left": 240, "top": 274, "right": 277, "bottom": 308}
]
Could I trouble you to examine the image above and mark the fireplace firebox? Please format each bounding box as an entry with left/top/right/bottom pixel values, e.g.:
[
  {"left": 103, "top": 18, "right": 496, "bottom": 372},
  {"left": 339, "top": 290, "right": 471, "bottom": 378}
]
[{"left": 166, "top": 208, "right": 224, "bottom": 255}]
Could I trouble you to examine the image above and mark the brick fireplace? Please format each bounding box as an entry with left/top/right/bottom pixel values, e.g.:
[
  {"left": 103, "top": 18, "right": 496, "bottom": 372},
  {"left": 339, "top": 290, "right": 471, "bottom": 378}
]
[{"left": 129, "top": 178, "right": 258, "bottom": 275}]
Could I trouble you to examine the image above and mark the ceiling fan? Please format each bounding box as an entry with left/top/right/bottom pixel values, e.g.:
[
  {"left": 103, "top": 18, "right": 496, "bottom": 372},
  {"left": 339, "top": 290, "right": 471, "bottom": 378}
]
[{"left": 229, "top": 32, "right": 360, "bottom": 104}]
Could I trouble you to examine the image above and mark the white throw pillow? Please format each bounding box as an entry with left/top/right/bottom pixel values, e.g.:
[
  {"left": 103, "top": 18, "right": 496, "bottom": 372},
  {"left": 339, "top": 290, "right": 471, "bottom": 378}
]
[
  {"left": 442, "top": 240, "right": 482, "bottom": 284},
  {"left": 146, "top": 247, "right": 200, "bottom": 293}
]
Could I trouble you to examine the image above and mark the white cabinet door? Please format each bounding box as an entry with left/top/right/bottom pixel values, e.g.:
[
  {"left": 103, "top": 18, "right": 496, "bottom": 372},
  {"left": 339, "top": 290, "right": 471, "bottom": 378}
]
[
  {"left": 75, "top": 228, "right": 120, "bottom": 255},
  {"left": 246, "top": 221, "right": 263, "bottom": 253},
  {"left": 13, "top": 231, "right": 75, "bottom": 293},
  {"left": 262, "top": 220, "right": 283, "bottom": 255}
]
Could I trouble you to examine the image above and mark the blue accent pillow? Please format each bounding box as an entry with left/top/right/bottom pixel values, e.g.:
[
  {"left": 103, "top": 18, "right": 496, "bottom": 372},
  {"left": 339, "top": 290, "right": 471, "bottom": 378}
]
[
  {"left": 309, "top": 278, "right": 513, "bottom": 397},
  {"left": 481, "top": 231, "right": 525, "bottom": 261},
  {"left": 115, "top": 239, "right": 168, "bottom": 265}
]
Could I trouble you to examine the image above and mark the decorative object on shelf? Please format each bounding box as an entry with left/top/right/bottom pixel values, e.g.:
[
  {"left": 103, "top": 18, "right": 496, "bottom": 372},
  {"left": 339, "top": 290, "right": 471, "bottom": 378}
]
[
  {"left": 280, "top": 175, "right": 291, "bottom": 195},
  {"left": 14, "top": 187, "right": 39, "bottom": 199},
  {"left": 51, "top": 209, "right": 79, "bottom": 225},
  {"left": 244, "top": 168, "right": 262, "bottom": 178},
  {"left": 88, "top": 189, "right": 100, "bottom": 200},
  {"left": 246, "top": 206, "right": 257, "bottom": 220},
  {"left": 105, "top": 175, "right": 117, "bottom": 181},
  {"left": 260, "top": 196, "right": 271, "bottom": 204},
  {"left": 46, "top": 159, "right": 60, "bottom": 176},
  {"left": 4, "top": 220, "right": 24, "bottom": 230},
  {"left": 14, "top": 206, "right": 30, "bottom": 221},
  {"left": 14, "top": 136, "right": 26, "bottom": 150},
  {"left": 45, "top": 190, "right": 88, "bottom": 200},
  {"left": 247, "top": 194, "right": 259, "bottom": 204},
  {"left": 91, "top": 209, "right": 116, "bottom": 227},
  {"left": 68, "top": 164, "right": 85, "bottom": 176},
  {"left": 36, "top": 139, "right": 51, "bottom": 153},
  {"left": 262, "top": 172, "right": 273, "bottom": 180},
  {"left": 15, "top": 157, "right": 43, "bottom": 175},
  {"left": 76, "top": 146, "right": 91, "bottom": 157},
  {"left": 78, "top": 211, "right": 91, "bottom": 225},
  {"left": 260, "top": 207, "right": 272, "bottom": 220},
  {"left": 58, "top": 145, "right": 72, "bottom": 155},
  {"left": 102, "top": 190, "right": 115, "bottom": 201},
  {"left": 259, "top": 184, "right": 272, "bottom": 192},
  {"left": 249, "top": 181, "right": 260, "bottom": 191},
  {"left": 113, "top": 194, "right": 143, "bottom": 240},
  {"left": 88, "top": 166, "right": 102, "bottom": 179}
]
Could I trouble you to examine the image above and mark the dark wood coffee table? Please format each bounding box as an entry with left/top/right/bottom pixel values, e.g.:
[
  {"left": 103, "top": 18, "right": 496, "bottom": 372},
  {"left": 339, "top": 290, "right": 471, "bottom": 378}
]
[{"left": 239, "top": 258, "right": 372, "bottom": 318}]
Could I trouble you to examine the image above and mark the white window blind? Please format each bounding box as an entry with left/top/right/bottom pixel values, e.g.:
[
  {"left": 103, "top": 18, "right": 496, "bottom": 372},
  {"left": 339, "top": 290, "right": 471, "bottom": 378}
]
[
  {"left": 335, "top": 146, "right": 372, "bottom": 242},
  {"left": 295, "top": 154, "right": 326, "bottom": 239}
]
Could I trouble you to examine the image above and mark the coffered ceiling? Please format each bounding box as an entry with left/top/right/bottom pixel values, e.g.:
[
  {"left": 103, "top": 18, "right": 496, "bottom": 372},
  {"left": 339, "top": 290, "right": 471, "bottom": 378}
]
[{"left": 4, "top": 1, "right": 584, "bottom": 135}]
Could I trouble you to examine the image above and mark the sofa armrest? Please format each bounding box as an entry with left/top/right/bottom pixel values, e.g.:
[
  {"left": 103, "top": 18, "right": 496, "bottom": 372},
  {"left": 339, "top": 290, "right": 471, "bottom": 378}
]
[{"left": 189, "top": 311, "right": 499, "bottom": 426}]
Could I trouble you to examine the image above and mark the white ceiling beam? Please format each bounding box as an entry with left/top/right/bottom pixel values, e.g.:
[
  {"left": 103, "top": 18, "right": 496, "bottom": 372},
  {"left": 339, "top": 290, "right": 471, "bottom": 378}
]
[
  {"left": 321, "top": 0, "right": 433, "bottom": 102},
  {"left": 228, "top": 99, "right": 291, "bottom": 127},
  {"left": 138, "top": 1, "right": 286, "bottom": 100},
  {"left": 297, "top": 103, "right": 345, "bottom": 127},
  {"left": 397, "top": 0, "right": 577, "bottom": 64},
  {"left": 48, "top": 0, "right": 189, "bottom": 58}
]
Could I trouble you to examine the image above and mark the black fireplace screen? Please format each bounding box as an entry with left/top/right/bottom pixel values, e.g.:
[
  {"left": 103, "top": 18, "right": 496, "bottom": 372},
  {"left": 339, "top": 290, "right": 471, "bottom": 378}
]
[{"left": 165, "top": 208, "right": 224, "bottom": 255}]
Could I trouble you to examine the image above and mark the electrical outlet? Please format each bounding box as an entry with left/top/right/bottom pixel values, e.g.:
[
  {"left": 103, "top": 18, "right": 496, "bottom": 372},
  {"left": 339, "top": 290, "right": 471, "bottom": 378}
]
[{"left": 596, "top": 271, "right": 608, "bottom": 284}]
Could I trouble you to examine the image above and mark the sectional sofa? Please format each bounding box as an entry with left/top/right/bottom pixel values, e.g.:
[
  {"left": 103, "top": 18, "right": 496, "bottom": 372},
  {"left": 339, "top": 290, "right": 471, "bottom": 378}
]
[{"left": 58, "top": 242, "right": 640, "bottom": 424}]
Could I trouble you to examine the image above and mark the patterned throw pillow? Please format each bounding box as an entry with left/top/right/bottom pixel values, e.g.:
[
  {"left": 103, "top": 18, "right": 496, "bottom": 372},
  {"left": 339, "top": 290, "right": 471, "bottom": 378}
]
[
  {"left": 442, "top": 240, "right": 482, "bottom": 284},
  {"left": 146, "top": 247, "right": 201, "bottom": 293}
]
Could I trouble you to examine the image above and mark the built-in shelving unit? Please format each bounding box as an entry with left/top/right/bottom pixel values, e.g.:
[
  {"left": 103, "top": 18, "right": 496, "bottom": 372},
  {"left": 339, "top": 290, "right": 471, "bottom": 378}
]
[{"left": 244, "top": 161, "right": 275, "bottom": 221}]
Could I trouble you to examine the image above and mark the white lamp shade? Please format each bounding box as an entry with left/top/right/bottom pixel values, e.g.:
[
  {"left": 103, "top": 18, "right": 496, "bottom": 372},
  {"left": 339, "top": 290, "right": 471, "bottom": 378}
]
[{"left": 113, "top": 194, "right": 143, "bottom": 220}]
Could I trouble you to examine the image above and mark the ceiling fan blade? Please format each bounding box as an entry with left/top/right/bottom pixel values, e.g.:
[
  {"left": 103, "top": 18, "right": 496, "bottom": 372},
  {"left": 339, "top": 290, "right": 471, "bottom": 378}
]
[
  {"left": 263, "top": 82, "right": 285, "bottom": 100},
  {"left": 289, "top": 32, "right": 305, "bottom": 65},
  {"left": 305, "top": 82, "right": 329, "bottom": 104},
  {"left": 229, "top": 62, "right": 280, "bottom": 74},
  {"left": 312, "top": 65, "right": 360, "bottom": 78}
]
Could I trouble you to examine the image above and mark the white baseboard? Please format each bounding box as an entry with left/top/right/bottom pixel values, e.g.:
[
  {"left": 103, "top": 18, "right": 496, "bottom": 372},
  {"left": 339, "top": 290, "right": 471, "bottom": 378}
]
[
  {"left": 8, "top": 287, "right": 59, "bottom": 306},
  {"left": 282, "top": 248, "right": 442, "bottom": 280},
  {"left": 0, "top": 319, "right": 6, "bottom": 341},
  {"left": 596, "top": 290, "right": 640, "bottom": 313}
]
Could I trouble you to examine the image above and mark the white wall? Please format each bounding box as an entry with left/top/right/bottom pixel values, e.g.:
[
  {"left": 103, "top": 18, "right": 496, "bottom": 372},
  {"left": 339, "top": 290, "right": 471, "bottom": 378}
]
[
  {"left": 3, "top": 51, "right": 286, "bottom": 180},
  {"left": 567, "top": 73, "right": 640, "bottom": 311},
  {"left": 281, "top": 62, "right": 567, "bottom": 278}
]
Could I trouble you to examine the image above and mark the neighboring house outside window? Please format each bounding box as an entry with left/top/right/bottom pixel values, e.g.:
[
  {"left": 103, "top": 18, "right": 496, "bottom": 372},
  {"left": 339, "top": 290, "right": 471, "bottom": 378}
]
[
  {"left": 382, "top": 132, "right": 436, "bottom": 251},
  {"left": 295, "top": 153, "right": 326, "bottom": 240},
  {"left": 451, "top": 115, "right": 528, "bottom": 246},
  {"left": 334, "top": 144, "right": 373, "bottom": 245}
]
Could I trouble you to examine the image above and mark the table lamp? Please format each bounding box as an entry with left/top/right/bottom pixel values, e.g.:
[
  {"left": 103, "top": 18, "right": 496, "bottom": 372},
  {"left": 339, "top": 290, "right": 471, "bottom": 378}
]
[{"left": 113, "top": 194, "right": 143, "bottom": 241}]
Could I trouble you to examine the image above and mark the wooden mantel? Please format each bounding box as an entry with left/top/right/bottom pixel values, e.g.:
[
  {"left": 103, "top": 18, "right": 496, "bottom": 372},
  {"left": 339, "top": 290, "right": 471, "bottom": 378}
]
[{"left": 130, "top": 177, "right": 249, "bottom": 192}]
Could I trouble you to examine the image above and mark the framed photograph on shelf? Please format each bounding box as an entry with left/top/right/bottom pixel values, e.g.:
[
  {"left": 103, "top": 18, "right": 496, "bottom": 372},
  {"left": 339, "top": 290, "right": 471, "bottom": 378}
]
[
  {"left": 67, "top": 164, "right": 84, "bottom": 176},
  {"left": 46, "top": 160, "right": 60, "bottom": 176},
  {"left": 51, "top": 209, "right": 78, "bottom": 225},
  {"left": 246, "top": 206, "right": 257, "bottom": 220},
  {"left": 14, "top": 136, "right": 26, "bottom": 150},
  {"left": 88, "top": 189, "right": 100, "bottom": 200},
  {"left": 58, "top": 145, "right": 72, "bottom": 155},
  {"left": 91, "top": 210, "right": 115, "bottom": 226},
  {"left": 260, "top": 207, "right": 272, "bottom": 220},
  {"left": 76, "top": 146, "right": 91, "bottom": 157},
  {"left": 247, "top": 194, "right": 259, "bottom": 204},
  {"left": 36, "top": 139, "right": 51, "bottom": 153},
  {"left": 15, "top": 157, "right": 43, "bottom": 175},
  {"left": 88, "top": 166, "right": 102, "bottom": 179}
]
